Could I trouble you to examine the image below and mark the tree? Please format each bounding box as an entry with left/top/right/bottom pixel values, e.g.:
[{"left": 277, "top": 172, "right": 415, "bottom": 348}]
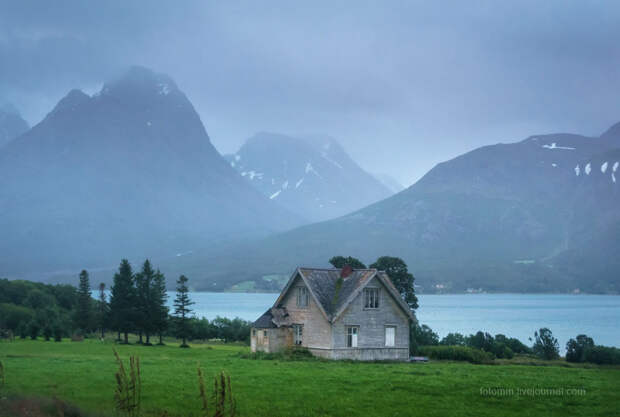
[
  {"left": 370, "top": 256, "right": 418, "bottom": 310},
  {"left": 74, "top": 270, "right": 92, "bottom": 334},
  {"left": 440, "top": 332, "right": 466, "bottom": 346},
  {"left": 532, "top": 328, "right": 560, "bottom": 360},
  {"left": 135, "top": 260, "right": 157, "bottom": 345},
  {"left": 410, "top": 323, "right": 439, "bottom": 354},
  {"left": 173, "top": 275, "right": 194, "bottom": 348},
  {"left": 152, "top": 269, "right": 169, "bottom": 345},
  {"left": 109, "top": 260, "right": 137, "bottom": 344},
  {"left": 329, "top": 256, "right": 367, "bottom": 269},
  {"left": 98, "top": 283, "right": 109, "bottom": 339},
  {"left": 566, "top": 334, "right": 595, "bottom": 363}
]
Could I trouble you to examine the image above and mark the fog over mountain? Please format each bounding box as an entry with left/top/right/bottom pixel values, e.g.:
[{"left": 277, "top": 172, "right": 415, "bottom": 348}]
[
  {"left": 162, "top": 121, "right": 620, "bottom": 293},
  {"left": 225, "top": 133, "right": 392, "bottom": 221},
  {"left": 0, "top": 105, "right": 29, "bottom": 148},
  {"left": 2, "top": 1, "right": 620, "bottom": 184},
  {"left": 0, "top": 67, "right": 301, "bottom": 276}
]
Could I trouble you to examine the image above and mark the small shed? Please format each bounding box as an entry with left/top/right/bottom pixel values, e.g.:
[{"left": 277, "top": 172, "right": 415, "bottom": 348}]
[{"left": 251, "top": 306, "right": 292, "bottom": 353}]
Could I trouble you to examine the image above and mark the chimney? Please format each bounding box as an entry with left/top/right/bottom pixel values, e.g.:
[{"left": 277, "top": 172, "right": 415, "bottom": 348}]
[{"left": 340, "top": 264, "right": 353, "bottom": 278}]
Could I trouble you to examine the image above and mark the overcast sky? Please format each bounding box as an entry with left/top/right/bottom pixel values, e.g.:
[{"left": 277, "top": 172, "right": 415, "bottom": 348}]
[{"left": 1, "top": 1, "right": 620, "bottom": 185}]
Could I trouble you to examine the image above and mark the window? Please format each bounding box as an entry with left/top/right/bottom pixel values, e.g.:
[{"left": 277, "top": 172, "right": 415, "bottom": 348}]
[
  {"left": 263, "top": 330, "right": 267, "bottom": 337},
  {"left": 346, "top": 326, "right": 359, "bottom": 348},
  {"left": 252, "top": 329, "right": 256, "bottom": 337},
  {"left": 364, "top": 288, "right": 379, "bottom": 309},
  {"left": 385, "top": 326, "right": 396, "bottom": 347},
  {"left": 296, "top": 287, "right": 309, "bottom": 308},
  {"left": 293, "top": 324, "right": 303, "bottom": 345}
]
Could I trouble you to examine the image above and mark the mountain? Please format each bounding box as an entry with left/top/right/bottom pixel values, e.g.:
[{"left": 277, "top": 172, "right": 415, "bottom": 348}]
[
  {"left": 0, "top": 105, "right": 29, "bottom": 148},
  {"left": 373, "top": 172, "right": 405, "bottom": 193},
  {"left": 224, "top": 132, "right": 392, "bottom": 221},
  {"left": 0, "top": 66, "right": 300, "bottom": 277},
  {"left": 173, "top": 123, "right": 620, "bottom": 293}
]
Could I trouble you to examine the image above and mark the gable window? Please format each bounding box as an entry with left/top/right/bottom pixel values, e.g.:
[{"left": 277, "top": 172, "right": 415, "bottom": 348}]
[
  {"left": 293, "top": 324, "right": 303, "bottom": 345},
  {"left": 296, "top": 286, "right": 309, "bottom": 308},
  {"left": 263, "top": 330, "right": 268, "bottom": 337},
  {"left": 346, "top": 326, "right": 359, "bottom": 348},
  {"left": 385, "top": 326, "right": 396, "bottom": 347},
  {"left": 364, "top": 288, "right": 379, "bottom": 309}
]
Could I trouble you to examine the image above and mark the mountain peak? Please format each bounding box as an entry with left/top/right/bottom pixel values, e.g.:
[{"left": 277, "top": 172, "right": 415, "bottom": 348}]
[
  {"left": 99, "top": 66, "right": 179, "bottom": 98},
  {"left": 600, "top": 120, "right": 620, "bottom": 141}
]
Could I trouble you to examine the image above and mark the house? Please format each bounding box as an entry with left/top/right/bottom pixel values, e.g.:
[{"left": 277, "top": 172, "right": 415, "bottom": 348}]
[{"left": 250, "top": 266, "right": 415, "bottom": 361}]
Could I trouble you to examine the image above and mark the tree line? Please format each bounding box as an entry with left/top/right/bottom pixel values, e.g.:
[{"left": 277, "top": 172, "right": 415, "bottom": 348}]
[{"left": 0, "top": 259, "right": 251, "bottom": 346}]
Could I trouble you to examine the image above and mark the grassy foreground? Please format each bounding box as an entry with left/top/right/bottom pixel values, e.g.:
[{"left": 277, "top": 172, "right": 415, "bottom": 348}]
[{"left": 1, "top": 339, "right": 619, "bottom": 417}]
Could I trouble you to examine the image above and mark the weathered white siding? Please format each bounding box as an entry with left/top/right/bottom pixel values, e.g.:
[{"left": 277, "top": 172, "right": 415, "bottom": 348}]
[
  {"left": 330, "top": 277, "right": 410, "bottom": 360},
  {"left": 280, "top": 274, "right": 332, "bottom": 350}
]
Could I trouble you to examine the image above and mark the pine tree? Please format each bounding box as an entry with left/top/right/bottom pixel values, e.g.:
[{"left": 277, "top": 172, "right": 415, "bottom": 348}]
[
  {"left": 135, "top": 259, "right": 157, "bottom": 345},
  {"left": 173, "top": 275, "right": 194, "bottom": 348},
  {"left": 98, "top": 282, "right": 109, "bottom": 339},
  {"left": 109, "top": 260, "right": 137, "bottom": 344},
  {"left": 153, "top": 269, "right": 169, "bottom": 345},
  {"left": 75, "top": 269, "right": 92, "bottom": 334}
]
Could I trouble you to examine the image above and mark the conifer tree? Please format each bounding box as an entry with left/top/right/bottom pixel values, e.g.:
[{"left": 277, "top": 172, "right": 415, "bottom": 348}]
[
  {"left": 153, "top": 269, "right": 169, "bottom": 345},
  {"left": 98, "top": 282, "right": 109, "bottom": 339},
  {"left": 135, "top": 259, "right": 157, "bottom": 345},
  {"left": 75, "top": 269, "right": 92, "bottom": 333},
  {"left": 109, "top": 260, "right": 136, "bottom": 344},
  {"left": 173, "top": 275, "right": 194, "bottom": 348}
]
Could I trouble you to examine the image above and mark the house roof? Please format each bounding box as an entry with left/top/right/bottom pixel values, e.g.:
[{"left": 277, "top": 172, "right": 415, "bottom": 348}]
[
  {"left": 273, "top": 267, "right": 415, "bottom": 323},
  {"left": 252, "top": 306, "right": 292, "bottom": 328}
]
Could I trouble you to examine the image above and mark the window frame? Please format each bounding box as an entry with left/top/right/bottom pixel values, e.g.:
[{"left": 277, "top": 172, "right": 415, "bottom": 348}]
[
  {"left": 363, "top": 287, "right": 380, "bottom": 309},
  {"left": 385, "top": 325, "right": 396, "bottom": 347},
  {"left": 346, "top": 325, "right": 359, "bottom": 348},
  {"left": 296, "top": 286, "right": 309, "bottom": 308}
]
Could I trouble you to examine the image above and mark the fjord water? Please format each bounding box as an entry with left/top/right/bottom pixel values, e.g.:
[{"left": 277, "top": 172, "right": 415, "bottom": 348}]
[{"left": 179, "top": 292, "right": 620, "bottom": 350}]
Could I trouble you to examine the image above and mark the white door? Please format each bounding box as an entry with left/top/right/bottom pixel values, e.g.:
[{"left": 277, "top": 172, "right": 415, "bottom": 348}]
[{"left": 385, "top": 326, "right": 395, "bottom": 347}]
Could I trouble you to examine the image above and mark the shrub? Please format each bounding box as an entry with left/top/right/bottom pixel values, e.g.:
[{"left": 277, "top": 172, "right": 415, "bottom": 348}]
[
  {"left": 583, "top": 346, "right": 620, "bottom": 365},
  {"left": 566, "top": 335, "right": 595, "bottom": 363},
  {"left": 418, "top": 345, "right": 494, "bottom": 364},
  {"left": 113, "top": 350, "right": 141, "bottom": 417},
  {"left": 240, "top": 346, "right": 316, "bottom": 361},
  {"left": 410, "top": 323, "right": 439, "bottom": 354},
  {"left": 492, "top": 342, "right": 514, "bottom": 359},
  {"left": 532, "top": 328, "right": 559, "bottom": 360}
]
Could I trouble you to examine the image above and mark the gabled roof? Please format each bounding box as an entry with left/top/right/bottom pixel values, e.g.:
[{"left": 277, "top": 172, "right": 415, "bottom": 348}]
[{"left": 273, "top": 267, "right": 415, "bottom": 323}]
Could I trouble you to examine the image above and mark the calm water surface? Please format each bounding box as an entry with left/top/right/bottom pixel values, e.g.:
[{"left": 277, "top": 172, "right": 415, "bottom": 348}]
[{"left": 168, "top": 292, "right": 620, "bottom": 350}]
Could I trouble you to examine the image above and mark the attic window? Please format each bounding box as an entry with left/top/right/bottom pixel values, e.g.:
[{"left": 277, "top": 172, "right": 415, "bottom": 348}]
[
  {"left": 364, "top": 288, "right": 379, "bottom": 309},
  {"left": 296, "top": 287, "right": 309, "bottom": 308}
]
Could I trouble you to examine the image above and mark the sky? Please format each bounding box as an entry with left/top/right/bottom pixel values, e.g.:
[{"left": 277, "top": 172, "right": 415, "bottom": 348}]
[{"left": 1, "top": 1, "right": 620, "bottom": 185}]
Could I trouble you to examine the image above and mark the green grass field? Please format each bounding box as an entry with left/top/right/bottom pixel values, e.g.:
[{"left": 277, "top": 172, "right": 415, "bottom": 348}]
[{"left": 1, "top": 339, "right": 619, "bottom": 417}]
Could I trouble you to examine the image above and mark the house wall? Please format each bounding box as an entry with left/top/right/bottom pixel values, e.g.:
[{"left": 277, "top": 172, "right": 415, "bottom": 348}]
[
  {"left": 280, "top": 274, "right": 332, "bottom": 350},
  {"left": 251, "top": 327, "right": 291, "bottom": 353},
  {"left": 330, "top": 276, "right": 410, "bottom": 361}
]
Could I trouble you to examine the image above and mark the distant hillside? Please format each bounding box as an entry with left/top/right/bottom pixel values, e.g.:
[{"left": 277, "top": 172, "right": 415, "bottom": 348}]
[
  {"left": 373, "top": 172, "right": 405, "bottom": 193},
  {"left": 0, "top": 67, "right": 301, "bottom": 277},
  {"left": 168, "top": 123, "right": 620, "bottom": 293},
  {"left": 224, "top": 132, "right": 392, "bottom": 221},
  {"left": 0, "top": 105, "right": 29, "bottom": 148}
]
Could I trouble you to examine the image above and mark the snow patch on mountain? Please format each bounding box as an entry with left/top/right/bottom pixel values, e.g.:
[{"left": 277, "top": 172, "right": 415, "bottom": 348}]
[
  {"left": 305, "top": 162, "right": 322, "bottom": 178},
  {"left": 601, "top": 162, "right": 608, "bottom": 173},
  {"left": 585, "top": 163, "right": 592, "bottom": 175},
  {"left": 575, "top": 165, "right": 580, "bottom": 176},
  {"left": 241, "top": 171, "right": 263, "bottom": 180},
  {"left": 269, "top": 190, "right": 281, "bottom": 199},
  {"left": 542, "top": 142, "right": 576, "bottom": 150},
  {"left": 295, "top": 178, "right": 304, "bottom": 188},
  {"left": 282, "top": 180, "right": 289, "bottom": 190}
]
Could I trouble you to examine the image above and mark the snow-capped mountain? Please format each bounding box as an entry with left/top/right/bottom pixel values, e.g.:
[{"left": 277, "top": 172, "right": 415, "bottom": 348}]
[
  {"left": 0, "top": 105, "right": 29, "bottom": 148},
  {"left": 0, "top": 67, "right": 301, "bottom": 276},
  {"left": 193, "top": 122, "right": 620, "bottom": 293},
  {"left": 225, "top": 132, "right": 392, "bottom": 221}
]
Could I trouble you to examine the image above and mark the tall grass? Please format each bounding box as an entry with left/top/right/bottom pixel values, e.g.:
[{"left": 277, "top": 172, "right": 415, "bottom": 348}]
[
  {"left": 197, "top": 365, "right": 236, "bottom": 417},
  {"left": 113, "top": 350, "right": 141, "bottom": 417}
]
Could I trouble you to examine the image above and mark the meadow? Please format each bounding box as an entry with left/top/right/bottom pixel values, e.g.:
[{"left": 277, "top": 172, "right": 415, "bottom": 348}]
[{"left": 1, "top": 338, "right": 619, "bottom": 417}]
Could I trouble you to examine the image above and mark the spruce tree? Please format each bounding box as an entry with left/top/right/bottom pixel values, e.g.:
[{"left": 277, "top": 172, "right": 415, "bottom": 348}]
[
  {"left": 153, "top": 269, "right": 169, "bottom": 345},
  {"left": 75, "top": 269, "right": 92, "bottom": 334},
  {"left": 173, "top": 275, "right": 194, "bottom": 348},
  {"left": 109, "top": 259, "right": 136, "bottom": 344},
  {"left": 98, "top": 282, "right": 109, "bottom": 339},
  {"left": 135, "top": 259, "right": 157, "bottom": 345}
]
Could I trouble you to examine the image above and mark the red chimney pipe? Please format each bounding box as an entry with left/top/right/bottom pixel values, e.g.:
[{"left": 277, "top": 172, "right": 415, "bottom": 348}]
[{"left": 340, "top": 264, "right": 353, "bottom": 278}]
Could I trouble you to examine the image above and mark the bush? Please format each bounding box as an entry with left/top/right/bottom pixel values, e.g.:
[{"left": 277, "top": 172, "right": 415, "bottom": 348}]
[
  {"left": 410, "top": 323, "right": 439, "bottom": 354},
  {"left": 241, "top": 346, "right": 317, "bottom": 361},
  {"left": 418, "top": 345, "right": 495, "bottom": 364},
  {"left": 583, "top": 346, "right": 620, "bottom": 365},
  {"left": 440, "top": 333, "right": 466, "bottom": 346},
  {"left": 566, "top": 335, "right": 595, "bottom": 363},
  {"left": 495, "top": 334, "right": 531, "bottom": 354},
  {"left": 532, "top": 328, "right": 559, "bottom": 360}
]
